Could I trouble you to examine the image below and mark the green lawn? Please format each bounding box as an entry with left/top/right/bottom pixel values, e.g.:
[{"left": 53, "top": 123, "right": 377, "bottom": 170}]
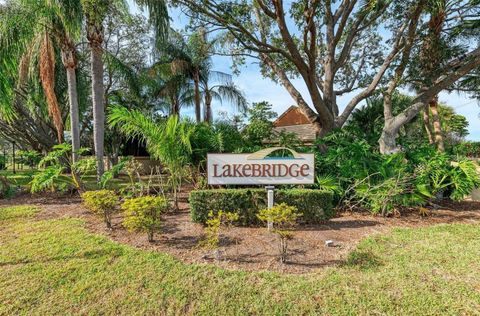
[
  {"left": 0, "top": 169, "right": 37, "bottom": 187},
  {"left": 1, "top": 206, "right": 480, "bottom": 315}
]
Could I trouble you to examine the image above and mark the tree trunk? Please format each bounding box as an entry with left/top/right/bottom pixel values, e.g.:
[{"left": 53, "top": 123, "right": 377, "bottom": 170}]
[
  {"left": 193, "top": 70, "right": 201, "bottom": 123},
  {"left": 422, "top": 103, "right": 434, "bottom": 144},
  {"left": 170, "top": 96, "right": 180, "bottom": 117},
  {"left": 204, "top": 91, "right": 212, "bottom": 123},
  {"left": 61, "top": 42, "right": 80, "bottom": 163},
  {"left": 90, "top": 39, "right": 105, "bottom": 181},
  {"left": 379, "top": 120, "right": 401, "bottom": 154},
  {"left": 429, "top": 97, "right": 444, "bottom": 152},
  {"left": 65, "top": 66, "right": 80, "bottom": 162}
]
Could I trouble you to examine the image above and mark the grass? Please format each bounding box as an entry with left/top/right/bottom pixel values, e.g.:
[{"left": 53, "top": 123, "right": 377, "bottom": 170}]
[
  {"left": 0, "top": 169, "right": 37, "bottom": 187},
  {"left": 1, "top": 205, "right": 480, "bottom": 315}
]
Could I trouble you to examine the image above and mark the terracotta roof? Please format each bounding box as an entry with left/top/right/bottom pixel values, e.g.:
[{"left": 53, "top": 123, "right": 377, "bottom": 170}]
[
  {"left": 273, "top": 124, "right": 316, "bottom": 143},
  {"left": 273, "top": 106, "right": 310, "bottom": 127}
]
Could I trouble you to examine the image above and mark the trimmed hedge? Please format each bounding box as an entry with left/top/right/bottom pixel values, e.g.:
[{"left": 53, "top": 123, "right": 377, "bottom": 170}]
[{"left": 189, "top": 189, "right": 334, "bottom": 225}]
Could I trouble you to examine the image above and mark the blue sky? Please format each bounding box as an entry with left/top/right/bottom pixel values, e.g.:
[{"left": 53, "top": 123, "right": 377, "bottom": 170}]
[{"left": 136, "top": 2, "right": 480, "bottom": 140}]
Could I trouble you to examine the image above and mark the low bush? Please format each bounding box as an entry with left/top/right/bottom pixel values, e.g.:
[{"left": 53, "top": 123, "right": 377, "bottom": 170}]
[
  {"left": 201, "top": 210, "right": 239, "bottom": 260},
  {"left": 121, "top": 196, "right": 169, "bottom": 242},
  {"left": 0, "top": 156, "right": 6, "bottom": 170},
  {"left": 0, "top": 176, "right": 15, "bottom": 199},
  {"left": 257, "top": 203, "right": 301, "bottom": 263},
  {"left": 189, "top": 189, "right": 334, "bottom": 225},
  {"left": 81, "top": 190, "right": 118, "bottom": 228},
  {"left": 30, "top": 143, "right": 94, "bottom": 193},
  {"left": 453, "top": 141, "right": 480, "bottom": 158}
]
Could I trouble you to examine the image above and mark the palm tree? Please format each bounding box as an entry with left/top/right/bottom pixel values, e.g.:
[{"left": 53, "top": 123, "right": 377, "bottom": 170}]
[
  {"left": 46, "top": 0, "right": 83, "bottom": 162},
  {"left": 148, "top": 63, "right": 194, "bottom": 116},
  {"left": 81, "top": 0, "right": 109, "bottom": 181},
  {"left": 108, "top": 106, "right": 192, "bottom": 210},
  {"left": 186, "top": 30, "right": 209, "bottom": 122},
  {"left": 55, "top": 0, "right": 83, "bottom": 163},
  {"left": 81, "top": 0, "right": 169, "bottom": 181},
  {"left": 419, "top": 0, "right": 447, "bottom": 152},
  {"left": 200, "top": 70, "right": 247, "bottom": 123},
  {"left": 0, "top": 0, "right": 84, "bottom": 157},
  {"left": 164, "top": 31, "right": 247, "bottom": 123}
]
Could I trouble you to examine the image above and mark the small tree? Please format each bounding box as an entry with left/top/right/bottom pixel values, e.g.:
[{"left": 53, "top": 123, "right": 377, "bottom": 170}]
[
  {"left": 82, "top": 190, "right": 118, "bottom": 229},
  {"left": 30, "top": 143, "right": 95, "bottom": 193},
  {"left": 242, "top": 101, "right": 277, "bottom": 149},
  {"left": 202, "top": 210, "right": 239, "bottom": 260},
  {"left": 257, "top": 203, "right": 301, "bottom": 264},
  {"left": 122, "top": 196, "right": 169, "bottom": 242},
  {"left": 109, "top": 108, "right": 193, "bottom": 210}
]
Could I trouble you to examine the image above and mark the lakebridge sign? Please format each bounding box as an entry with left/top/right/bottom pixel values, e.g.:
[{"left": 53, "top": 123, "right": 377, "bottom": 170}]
[{"left": 207, "top": 147, "right": 314, "bottom": 185}]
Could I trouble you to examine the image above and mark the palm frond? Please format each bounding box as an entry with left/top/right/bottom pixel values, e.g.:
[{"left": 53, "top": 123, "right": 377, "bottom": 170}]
[
  {"left": 134, "top": 0, "right": 169, "bottom": 46},
  {"left": 108, "top": 105, "right": 164, "bottom": 145},
  {"left": 213, "top": 82, "right": 248, "bottom": 113},
  {"left": 104, "top": 51, "right": 141, "bottom": 98},
  {"left": 39, "top": 30, "right": 63, "bottom": 142}
]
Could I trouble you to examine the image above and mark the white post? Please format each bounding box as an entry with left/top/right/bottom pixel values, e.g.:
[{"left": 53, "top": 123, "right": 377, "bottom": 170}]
[{"left": 266, "top": 186, "right": 275, "bottom": 231}]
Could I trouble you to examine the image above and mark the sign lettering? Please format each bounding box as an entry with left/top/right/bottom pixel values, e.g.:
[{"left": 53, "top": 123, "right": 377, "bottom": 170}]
[{"left": 207, "top": 147, "right": 314, "bottom": 185}]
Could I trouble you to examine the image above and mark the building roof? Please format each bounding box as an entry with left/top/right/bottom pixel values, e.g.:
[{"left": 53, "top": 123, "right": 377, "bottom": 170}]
[
  {"left": 273, "top": 106, "right": 310, "bottom": 127},
  {"left": 273, "top": 124, "right": 316, "bottom": 143}
]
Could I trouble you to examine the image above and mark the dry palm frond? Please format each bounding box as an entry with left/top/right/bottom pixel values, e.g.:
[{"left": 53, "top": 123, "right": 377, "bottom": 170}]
[
  {"left": 39, "top": 31, "right": 63, "bottom": 142},
  {"left": 170, "top": 59, "right": 190, "bottom": 75},
  {"left": 18, "top": 50, "right": 31, "bottom": 87}
]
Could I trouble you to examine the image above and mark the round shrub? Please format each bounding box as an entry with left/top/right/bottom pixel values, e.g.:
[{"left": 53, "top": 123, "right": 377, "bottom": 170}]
[
  {"left": 81, "top": 190, "right": 118, "bottom": 228},
  {"left": 121, "top": 196, "right": 169, "bottom": 242}
]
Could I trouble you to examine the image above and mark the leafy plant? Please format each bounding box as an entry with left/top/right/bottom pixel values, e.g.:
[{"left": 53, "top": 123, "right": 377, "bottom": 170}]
[
  {"left": 29, "top": 143, "right": 94, "bottom": 193},
  {"left": 202, "top": 210, "right": 239, "bottom": 260},
  {"left": 0, "top": 176, "right": 15, "bottom": 199},
  {"left": 122, "top": 196, "right": 169, "bottom": 242},
  {"left": 17, "top": 150, "right": 41, "bottom": 168},
  {"left": 109, "top": 108, "right": 193, "bottom": 209},
  {"left": 449, "top": 160, "right": 480, "bottom": 200},
  {"left": 352, "top": 173, "right": 424, "bottom": 216},
  {"left": 316, "top": 175, "right": 343, "bottom": 197},
  {"left": 82, "top": 190, "right": 118, "bottom": 229},
  {"left": 100, "top": 157, "right": 129, "bottom": 189},
  {"left": 257, "top": 203, "right": 301, "bottom": 263},
  {"left": 0, "top": 156, "right": 6, "bottom": 170},
  {"left": 454, "top": 141, "right": 480, "bottom": 158}
]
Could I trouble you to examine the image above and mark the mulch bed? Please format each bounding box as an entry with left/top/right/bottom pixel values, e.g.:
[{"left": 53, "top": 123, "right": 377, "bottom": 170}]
[{"left": 2, "top": 192, "right": 480, "bottom": 274}]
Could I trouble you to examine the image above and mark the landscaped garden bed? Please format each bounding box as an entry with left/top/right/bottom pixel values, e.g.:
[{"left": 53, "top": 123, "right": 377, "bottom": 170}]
[{"left": 3, "top": 192, "right": 480, "bottom": 274}]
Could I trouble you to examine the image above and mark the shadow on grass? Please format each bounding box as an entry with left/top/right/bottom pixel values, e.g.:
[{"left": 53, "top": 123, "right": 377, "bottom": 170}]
[
  {"left": 344, "top": 250, "right": 383, "bottom": 270},
  {"left": 0, "top": 247, "right": 124, "bottom": 267}
]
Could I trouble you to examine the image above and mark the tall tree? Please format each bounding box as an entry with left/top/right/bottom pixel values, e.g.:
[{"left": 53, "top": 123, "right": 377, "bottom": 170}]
[
  {"left": 173, "top": 0, "right": 432, "bottom": 137},
  {"left": 148, "top": 61, "right": 194, "bottom": 116},
  {"left": 81, "top": 0, "right": 169, "bottom": 181},
  {"left": 201, "top": 73, "right": 247, "bottom": 123},
  {"left": 81, "top": 0, "right": 109, "bottom": 180},
  {"left": 163, "top": 30, "right": 247, "bottom": 122},
  {"left": 419, "top": 0, "right": 447, "bottom": 152},
  {"left": 102, "top": 9, "right": 152, "bottom": 165},
  {"left": 162, "top": 30, "right": 208, "bottom": 121},
  {"left": 379, "top": 0, "right": 480, "bottom": 153},
  {"left": 0, "top": 0, "right": 83, "bottom": 153}
]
